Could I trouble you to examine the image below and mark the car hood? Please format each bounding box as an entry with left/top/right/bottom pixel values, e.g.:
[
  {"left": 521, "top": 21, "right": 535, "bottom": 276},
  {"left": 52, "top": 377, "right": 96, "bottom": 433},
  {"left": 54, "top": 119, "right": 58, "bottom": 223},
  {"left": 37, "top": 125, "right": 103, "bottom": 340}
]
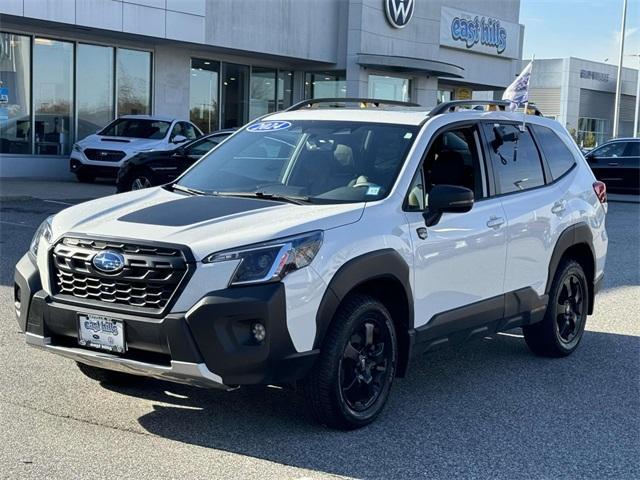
[
  {"left": 79, "top": 135, "right": 167, "bottom": 152},
  {"left": 50, "top": 187, "right": 365, "bottom": 260}
]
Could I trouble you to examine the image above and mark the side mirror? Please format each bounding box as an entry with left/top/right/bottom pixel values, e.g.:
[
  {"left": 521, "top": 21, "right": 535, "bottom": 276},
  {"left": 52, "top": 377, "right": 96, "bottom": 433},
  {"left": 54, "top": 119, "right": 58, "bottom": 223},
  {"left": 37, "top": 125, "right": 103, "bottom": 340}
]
[
  {"left": 172, "top": 134, "right": 188, "bottom": 144},
  {"left": 423, "top": 185, "right": 474, "bottom": 227}
]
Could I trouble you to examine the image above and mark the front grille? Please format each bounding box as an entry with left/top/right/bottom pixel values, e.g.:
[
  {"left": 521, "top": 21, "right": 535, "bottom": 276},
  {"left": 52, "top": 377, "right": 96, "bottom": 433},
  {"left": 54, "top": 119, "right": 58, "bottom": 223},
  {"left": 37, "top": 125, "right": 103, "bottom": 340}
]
[
  {"left": 51, "top": 237, "right": 189, "bottom": 312},
  {"left": 83, "top": 148, "right": 126, "bottom": 162}
]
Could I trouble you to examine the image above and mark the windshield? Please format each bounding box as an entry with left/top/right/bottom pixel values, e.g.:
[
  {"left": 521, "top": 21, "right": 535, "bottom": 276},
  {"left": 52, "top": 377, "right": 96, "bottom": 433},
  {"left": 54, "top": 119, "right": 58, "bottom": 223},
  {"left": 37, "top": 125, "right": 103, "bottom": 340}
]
[
  {"left": 175, "top": 120, "right": 418, "bottom": 203},
  {"left": 99, "top": 118, "right": 171, "bottom": 139}
]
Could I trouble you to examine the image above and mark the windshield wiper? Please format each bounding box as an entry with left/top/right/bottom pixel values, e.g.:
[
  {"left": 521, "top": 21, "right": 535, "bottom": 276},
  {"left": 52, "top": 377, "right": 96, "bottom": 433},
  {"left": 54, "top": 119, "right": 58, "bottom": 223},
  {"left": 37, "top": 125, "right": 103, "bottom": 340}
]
[
  {"left": 214, "top": 191, "right": 311, "bottom": 205},
  {"left": 170, "top": 184, "right": 208, "bottom": 196}
]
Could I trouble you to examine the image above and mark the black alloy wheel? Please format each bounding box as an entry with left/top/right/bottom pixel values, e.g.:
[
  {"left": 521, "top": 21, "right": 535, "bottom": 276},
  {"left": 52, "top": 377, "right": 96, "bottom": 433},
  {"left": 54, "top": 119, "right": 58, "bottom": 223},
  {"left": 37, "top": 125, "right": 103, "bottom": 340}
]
[
  {"left": 302, "top": 294, "right": 397, "bottom": 430},
  {"left": 524, "top": 259, "right": 589, "bottom": 357},
  {"left": 555, "top": 274, "right": 585, "bottom": 345},
  {"left": 339, "top": 318, "right": 393, "bottom": 412},
  {"left": 131, "top": 174, "right": 153, "bottom": 190}
]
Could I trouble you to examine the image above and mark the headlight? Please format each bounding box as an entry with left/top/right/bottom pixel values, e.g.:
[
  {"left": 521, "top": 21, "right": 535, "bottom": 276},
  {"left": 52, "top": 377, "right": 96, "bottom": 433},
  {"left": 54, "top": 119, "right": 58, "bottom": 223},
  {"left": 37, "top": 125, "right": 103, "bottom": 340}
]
[
  {"left": 29, "top": 215, "right": 54, "bottom": 257},
  {"left": 203, "top": 231, "right": 323, "bottom": 286},
  {"left": 72, "top": 143, "right": 82, "bottom": 152}
]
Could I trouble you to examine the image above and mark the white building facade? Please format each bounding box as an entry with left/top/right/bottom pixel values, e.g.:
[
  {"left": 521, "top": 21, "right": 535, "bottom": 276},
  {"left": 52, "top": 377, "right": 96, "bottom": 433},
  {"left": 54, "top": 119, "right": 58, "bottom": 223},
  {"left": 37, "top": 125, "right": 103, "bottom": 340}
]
[
  {"left": 528, "top": 57, "right": 639, "bottom": 147},
  {"left": 1, "top": 0, "right": 524, "bottom": 178}
]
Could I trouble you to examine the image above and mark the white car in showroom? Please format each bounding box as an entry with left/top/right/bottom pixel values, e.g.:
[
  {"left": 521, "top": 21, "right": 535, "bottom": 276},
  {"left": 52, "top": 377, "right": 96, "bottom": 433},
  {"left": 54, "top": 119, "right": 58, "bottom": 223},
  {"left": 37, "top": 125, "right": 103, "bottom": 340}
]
[{"left": 70, "top": 115, "right": 203, "bottom": 182}]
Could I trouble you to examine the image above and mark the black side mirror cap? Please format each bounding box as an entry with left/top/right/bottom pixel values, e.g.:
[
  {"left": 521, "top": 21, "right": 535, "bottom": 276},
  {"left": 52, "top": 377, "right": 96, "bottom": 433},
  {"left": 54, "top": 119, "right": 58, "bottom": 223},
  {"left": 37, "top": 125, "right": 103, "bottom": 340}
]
[{"left": 423, "top": 185, "right": 474, "bottom": 227}]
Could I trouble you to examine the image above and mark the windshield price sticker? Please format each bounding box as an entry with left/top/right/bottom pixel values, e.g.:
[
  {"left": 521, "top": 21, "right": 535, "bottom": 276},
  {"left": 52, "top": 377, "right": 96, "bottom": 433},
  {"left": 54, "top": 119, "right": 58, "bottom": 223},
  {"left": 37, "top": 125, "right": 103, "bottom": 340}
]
[{"left": 247, "top": 121, "right": 292, "bottom": 132}]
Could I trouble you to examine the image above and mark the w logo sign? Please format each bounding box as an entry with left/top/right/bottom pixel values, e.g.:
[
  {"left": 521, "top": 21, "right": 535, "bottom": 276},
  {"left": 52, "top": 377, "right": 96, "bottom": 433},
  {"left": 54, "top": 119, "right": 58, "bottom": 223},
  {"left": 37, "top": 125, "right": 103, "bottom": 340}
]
[{"left": 385, "top": 0, "right": 414, "bottom": 29}]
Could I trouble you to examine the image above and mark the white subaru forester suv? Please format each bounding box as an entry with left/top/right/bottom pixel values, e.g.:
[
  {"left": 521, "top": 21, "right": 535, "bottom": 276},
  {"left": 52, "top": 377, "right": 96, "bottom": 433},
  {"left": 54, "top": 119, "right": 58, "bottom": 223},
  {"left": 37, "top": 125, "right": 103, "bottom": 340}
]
[{"left": 15, "top": 99, "right": 608, "bottom": 430}]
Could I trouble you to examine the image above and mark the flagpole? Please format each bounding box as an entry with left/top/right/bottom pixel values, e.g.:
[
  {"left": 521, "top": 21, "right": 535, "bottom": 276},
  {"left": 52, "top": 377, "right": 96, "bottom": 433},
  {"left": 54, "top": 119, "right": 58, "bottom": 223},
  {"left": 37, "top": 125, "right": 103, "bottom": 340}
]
[{"left": 522, "top": 55, "right": 535, "bottom": 131}]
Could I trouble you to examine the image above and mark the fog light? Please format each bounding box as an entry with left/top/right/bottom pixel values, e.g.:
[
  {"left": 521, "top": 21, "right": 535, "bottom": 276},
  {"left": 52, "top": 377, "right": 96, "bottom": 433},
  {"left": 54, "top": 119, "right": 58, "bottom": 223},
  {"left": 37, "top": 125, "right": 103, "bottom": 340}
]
[{"left": 251, "top": 322, "right": 266, "bottom": 342}]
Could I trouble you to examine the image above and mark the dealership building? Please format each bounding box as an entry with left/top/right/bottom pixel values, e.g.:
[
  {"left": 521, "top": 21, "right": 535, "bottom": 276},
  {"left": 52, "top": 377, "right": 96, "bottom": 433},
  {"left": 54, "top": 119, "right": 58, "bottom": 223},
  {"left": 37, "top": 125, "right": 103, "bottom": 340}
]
[
  {"left": 528, "top": 57, "right": 639, "bottom": 147},
  {"left": 0, "top": 0, "right": 524, "bottom": 178}
]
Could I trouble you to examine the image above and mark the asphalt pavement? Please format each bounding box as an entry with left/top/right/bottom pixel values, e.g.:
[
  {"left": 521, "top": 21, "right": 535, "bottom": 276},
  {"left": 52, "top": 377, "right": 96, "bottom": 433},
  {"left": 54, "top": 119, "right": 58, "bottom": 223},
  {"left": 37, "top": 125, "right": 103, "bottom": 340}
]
[{"left": 0, "top": 191, "right": 638, "bottom": 479}]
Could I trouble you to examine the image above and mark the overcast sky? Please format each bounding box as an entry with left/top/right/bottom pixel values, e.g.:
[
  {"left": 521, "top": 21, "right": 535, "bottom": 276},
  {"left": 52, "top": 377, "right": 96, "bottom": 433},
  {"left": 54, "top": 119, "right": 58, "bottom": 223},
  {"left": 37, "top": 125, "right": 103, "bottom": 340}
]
[{"left": 520, "top": 0, "right": 640, "bottom": 69}]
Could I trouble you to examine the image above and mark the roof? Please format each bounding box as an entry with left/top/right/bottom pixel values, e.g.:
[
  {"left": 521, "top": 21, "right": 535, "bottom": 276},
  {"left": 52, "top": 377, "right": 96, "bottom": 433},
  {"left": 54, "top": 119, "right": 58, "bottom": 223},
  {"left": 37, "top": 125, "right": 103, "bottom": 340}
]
[
  {"left": 263, "top": 108, "right": 431, "bottom": 126},
  {"left": 263, "top": 106, "right": 559, "bottom": 127},
  {"left": 599, "top": 137, "right": 639, "bottom": 143},
  {"left": 119, "top": 114, "right": 181, "bottom": 122}
]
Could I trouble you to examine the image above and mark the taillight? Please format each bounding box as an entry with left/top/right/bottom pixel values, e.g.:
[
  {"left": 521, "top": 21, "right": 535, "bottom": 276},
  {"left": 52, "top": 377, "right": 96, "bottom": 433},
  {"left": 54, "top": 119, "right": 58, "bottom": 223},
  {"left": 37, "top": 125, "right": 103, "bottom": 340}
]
[{"left": 593, "top": 181, "right": 607, "bottom": 204}]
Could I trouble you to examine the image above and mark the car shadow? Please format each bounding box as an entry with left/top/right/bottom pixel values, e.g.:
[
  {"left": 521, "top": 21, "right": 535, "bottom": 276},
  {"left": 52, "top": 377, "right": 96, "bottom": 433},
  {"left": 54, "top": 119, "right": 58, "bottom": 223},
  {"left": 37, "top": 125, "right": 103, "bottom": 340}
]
[{"left": 102, "top": 330, "right": 639, "bottom": 479}]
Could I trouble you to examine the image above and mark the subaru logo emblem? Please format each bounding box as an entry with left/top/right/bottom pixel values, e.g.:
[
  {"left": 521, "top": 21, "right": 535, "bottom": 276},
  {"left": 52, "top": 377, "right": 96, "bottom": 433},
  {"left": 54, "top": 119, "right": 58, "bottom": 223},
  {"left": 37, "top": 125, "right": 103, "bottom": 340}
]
[
  {"left": 92, "top": 250, "right": 125, "bottom": 273},
  {"left": 385, "top": 0, "right": 414, "bottom": 29}
]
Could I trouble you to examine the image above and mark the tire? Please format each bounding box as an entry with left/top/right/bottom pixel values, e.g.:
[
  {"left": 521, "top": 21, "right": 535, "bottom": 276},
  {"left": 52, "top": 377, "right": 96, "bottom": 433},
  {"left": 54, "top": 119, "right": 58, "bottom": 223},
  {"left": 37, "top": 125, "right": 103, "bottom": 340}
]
[
  {"left": 523, "top": 259, "right": 589, "bottom": 357},
  {"left": 76, "top": 362, "right": 140, "bottom": 385},
  {"left": 302, "top": 294, "right": 397, "bottom": 430},
  {"left": 128, "top": 168, "right": 155, "bottom": 191},
  {"left": 75, "top": 172, "right": 95, "bottom": 183}
]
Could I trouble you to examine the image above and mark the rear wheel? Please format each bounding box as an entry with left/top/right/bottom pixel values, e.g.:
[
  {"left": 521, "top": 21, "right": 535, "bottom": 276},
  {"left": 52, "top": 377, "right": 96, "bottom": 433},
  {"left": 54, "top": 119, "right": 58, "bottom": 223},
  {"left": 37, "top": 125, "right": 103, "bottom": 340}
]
[
  {"left": 302, "top": 294, "right": 397, "bottom": 430},
  {"left": 76, "top": 362, "right": 140, "bottom": 385},
  {"left": 523, "top": 259, "right": 589, "bottom": 357}
]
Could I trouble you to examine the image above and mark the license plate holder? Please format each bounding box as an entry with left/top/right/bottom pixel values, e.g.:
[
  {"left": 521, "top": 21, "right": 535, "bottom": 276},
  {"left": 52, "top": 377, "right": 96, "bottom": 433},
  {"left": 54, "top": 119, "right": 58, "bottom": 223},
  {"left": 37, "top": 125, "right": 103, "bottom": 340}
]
[{"left": 78, "top": 314, "right": 126, "bottom": 353}]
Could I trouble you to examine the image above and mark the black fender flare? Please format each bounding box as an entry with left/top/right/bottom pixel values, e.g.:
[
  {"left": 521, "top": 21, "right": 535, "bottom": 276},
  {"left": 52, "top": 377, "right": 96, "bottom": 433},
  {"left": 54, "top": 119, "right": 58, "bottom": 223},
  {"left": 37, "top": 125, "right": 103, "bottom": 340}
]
[
  {"left": 313, "top": 249, "right": 414, "bottom": 372},
  {"left": 547, "top": 222, "right": 597, "bottom": 311}
]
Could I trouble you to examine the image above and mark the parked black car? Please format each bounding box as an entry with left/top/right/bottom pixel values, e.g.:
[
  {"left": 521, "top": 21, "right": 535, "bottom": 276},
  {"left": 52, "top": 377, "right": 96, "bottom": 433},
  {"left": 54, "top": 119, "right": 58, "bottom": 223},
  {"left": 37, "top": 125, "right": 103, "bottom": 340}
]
[
  {"left": 585, "top": 138, "right": 639, "bottom": 195},
  {"left": 116, "top": 129, "right": 234, "bottom": 192}
]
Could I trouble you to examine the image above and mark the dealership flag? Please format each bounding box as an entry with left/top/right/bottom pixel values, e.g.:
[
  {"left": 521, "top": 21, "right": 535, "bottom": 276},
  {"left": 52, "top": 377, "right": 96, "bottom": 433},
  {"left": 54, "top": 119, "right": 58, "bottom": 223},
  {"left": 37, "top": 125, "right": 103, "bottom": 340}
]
[{"left": 502, "top": 61, "right": 533, "bottom": 110}]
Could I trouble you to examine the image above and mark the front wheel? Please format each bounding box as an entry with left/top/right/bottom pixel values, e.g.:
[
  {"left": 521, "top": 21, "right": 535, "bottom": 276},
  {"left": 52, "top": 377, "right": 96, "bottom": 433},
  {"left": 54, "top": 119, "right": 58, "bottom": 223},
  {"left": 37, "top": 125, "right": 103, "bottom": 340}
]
[
  {"left": 302, "top": 294, "right": 397, "bottom": 430},
  {"left": 523, "top": 259, "right": 589, "bottom": 357},
  {"left": 129, "top": 169, "right": 155, "bottom": 191}
]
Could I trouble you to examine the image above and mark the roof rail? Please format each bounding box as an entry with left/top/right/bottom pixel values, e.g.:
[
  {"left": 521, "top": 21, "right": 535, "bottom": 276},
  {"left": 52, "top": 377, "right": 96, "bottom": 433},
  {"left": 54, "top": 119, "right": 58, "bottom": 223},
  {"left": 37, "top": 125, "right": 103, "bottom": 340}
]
[
  {"left": 286, "top": 97, "right": 420, "bottom": 111},
  {"left": 429, "top": 100, "right": 543, "bottom": 117}
]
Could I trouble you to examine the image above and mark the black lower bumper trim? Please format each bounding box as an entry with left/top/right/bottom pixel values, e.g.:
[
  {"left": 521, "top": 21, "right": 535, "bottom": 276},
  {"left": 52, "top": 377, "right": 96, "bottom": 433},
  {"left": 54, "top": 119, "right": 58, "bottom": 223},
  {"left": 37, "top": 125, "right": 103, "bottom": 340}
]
[{"left": 16, "top": 254, "right": 317, "bottom": 386}]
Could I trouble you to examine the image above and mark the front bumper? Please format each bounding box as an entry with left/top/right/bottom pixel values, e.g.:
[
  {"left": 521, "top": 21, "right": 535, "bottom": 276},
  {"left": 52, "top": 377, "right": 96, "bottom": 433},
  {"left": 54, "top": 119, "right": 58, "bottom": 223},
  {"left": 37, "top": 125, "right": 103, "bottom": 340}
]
[
  {"left": 70, "top": 158, "right": 119, "bottom": 178},
  {"left": 15, "top": 254, "right": 318, "bottom": 388}
]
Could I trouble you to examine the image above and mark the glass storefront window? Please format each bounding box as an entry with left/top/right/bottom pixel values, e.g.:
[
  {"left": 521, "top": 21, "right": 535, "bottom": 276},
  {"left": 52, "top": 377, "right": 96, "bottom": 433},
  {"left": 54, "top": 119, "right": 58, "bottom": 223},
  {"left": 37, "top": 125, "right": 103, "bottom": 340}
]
[
  {"left": 190, "top": 58, "right": 220, "bottom": 133},
  {"left": 249, "top": 67, "right": 276, "bottom": 120},
  {"left": 0, "top": 33, "right": 31, "bottom": 154},
  {"left": 277, "top": 70, "right": 294, "bottom": 110},
  {"left": 368, "top": 75, "right": 410, "bottom": 102},
  {"left": 304, "top": 72, "right": 346, "bottom": 99},
  {"left": 33, "top": 37, "right": 74, "bottom": 155},
  {"left": 77, "top": 44, "right": 114, "bottom": 141},
  {"left": 577, "top": 117, "right": 608, "bottom": 148},
  {"left": 221, "top": 63, "right": 249, "bottom": 129},
  {"left": 117, "top": 48, "right": 151, "bottom": 116},
  {"left": 437, "top": 90, "right": 452, "bottom": 104}
]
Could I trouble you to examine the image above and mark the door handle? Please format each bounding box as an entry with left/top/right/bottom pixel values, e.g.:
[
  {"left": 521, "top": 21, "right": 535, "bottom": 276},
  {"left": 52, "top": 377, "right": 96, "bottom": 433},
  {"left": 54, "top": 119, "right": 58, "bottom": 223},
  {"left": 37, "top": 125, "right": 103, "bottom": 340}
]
[
  {"left": 551, "top": 200, "right": 566, "bottom": 215},
  {"left": 486, "top": 216, "right": 505, "bottom": 229}
]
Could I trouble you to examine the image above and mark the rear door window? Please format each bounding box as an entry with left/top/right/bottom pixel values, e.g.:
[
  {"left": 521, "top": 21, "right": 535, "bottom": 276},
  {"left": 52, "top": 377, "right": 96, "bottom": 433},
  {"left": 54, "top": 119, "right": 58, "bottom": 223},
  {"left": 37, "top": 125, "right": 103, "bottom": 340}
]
[
  {"left": 482, "top": 123, "right": 545, "bottom": 194},
  {"left": 531, "top": 125, "right": 576, "bottom": 180},
  {"left": 624, "top": 141, "right": 639, "bottom": 157}
]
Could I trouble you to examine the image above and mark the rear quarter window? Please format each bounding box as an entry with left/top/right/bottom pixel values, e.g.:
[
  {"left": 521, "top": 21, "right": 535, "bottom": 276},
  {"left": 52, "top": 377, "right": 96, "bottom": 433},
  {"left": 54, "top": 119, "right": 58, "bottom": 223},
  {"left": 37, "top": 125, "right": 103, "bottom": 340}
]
[
  {"left": 482, "top": 123, "right": 545, "bottom": 195},
  {"left": 532, "top": 125, "right": 576, "bottom": 180}
]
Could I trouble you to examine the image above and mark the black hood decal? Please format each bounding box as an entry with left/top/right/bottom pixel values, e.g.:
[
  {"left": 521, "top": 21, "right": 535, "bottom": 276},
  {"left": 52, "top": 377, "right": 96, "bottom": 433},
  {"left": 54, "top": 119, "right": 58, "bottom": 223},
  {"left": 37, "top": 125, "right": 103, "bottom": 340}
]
[{"left": 118, "top": 195, "right": 277, "bottom": 226}]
